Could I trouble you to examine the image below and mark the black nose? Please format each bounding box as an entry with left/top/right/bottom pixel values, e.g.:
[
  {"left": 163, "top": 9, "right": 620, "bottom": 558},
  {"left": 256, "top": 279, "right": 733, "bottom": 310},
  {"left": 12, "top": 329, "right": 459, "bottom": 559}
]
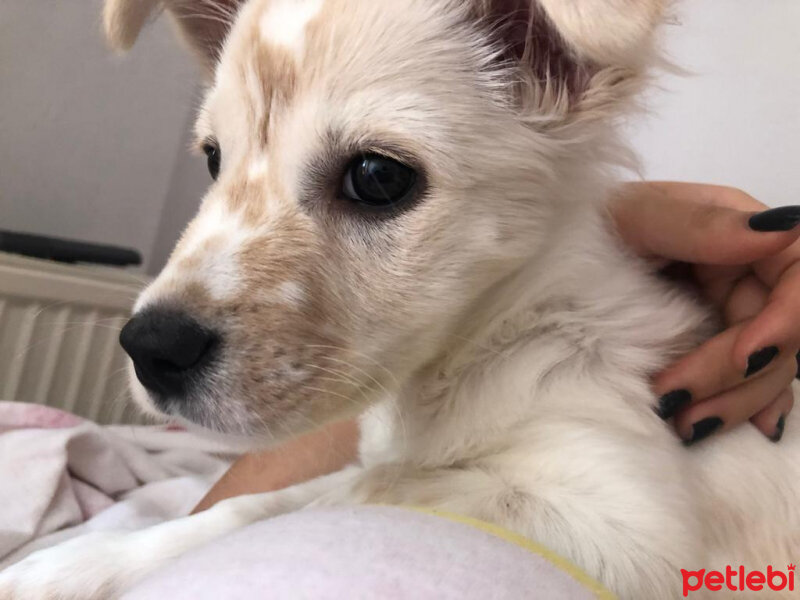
[{"left": 119, "top": 309, "right": 217, "bottom": 397}]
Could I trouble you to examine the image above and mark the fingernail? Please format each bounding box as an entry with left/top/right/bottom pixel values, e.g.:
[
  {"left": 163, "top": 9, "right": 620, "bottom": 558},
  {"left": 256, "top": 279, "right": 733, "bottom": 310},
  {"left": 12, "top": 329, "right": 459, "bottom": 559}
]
[
  {"left": 771, "top": 414, "right": 786, "bottom": 443},
  {"left": 656, "top": 389, "right": 692, "bottom": 420},
  {"left": 748, "top": 206, "right": 800, "bottom": 231},
  {"left": 745, "top": 346, "right": 779, "bottom": 377},
  {"left": 683, "top": 417, "right": 724, "bottom": 446}
]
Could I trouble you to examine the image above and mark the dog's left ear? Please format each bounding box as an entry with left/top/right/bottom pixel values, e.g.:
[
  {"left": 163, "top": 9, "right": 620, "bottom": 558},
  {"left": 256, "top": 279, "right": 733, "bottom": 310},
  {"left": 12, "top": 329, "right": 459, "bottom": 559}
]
[
  {"left": 471, "top": 0, "right": 666, "bottom": 116},
  {"left": 104, "top": 0, "right": 243, "bottom": 73}
]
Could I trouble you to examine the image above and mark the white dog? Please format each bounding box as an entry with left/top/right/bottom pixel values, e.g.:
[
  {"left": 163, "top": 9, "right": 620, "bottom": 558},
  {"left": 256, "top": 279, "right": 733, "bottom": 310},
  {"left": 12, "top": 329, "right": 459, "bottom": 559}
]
[{"left": 2, "top": 0, "right": 798, "bottom": 598}]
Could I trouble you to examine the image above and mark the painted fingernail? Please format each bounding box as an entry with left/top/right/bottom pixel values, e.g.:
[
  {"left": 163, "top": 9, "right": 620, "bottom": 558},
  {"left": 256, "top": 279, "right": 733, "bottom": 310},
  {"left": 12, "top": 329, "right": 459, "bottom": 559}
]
[
  {"left": 771, "top": 414, "right": 786, "bottom": 443},
  {"left": 683, "top": 417, "right": 723, "bottom": 446},
  {"left": 745, "top": 346, "right": 779, "bottom": 377},
  {"left": 656, "top": 389, "right": 692, "bottom": 420},
  {"left": 748, "top": 206, "right": 800, "bottom": 231}
]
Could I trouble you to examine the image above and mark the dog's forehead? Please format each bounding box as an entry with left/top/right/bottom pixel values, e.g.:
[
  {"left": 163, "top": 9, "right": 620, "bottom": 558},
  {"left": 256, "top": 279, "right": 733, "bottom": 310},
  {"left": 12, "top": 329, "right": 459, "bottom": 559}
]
[{"left": 202, "top": 0, "right": 475, "bottom": 132}]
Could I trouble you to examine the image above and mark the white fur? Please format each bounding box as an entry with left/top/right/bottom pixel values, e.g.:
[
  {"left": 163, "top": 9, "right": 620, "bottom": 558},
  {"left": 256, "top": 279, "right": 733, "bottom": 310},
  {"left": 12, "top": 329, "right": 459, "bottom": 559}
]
[
  {"left": 276, "top": 281, "right": 306, "bottom": 306},
  {"left": 2, "top": 1, "right": 797, "bottom": 599},
  {"left": 247, "top": 155, "right": 270, "bottom": 180},
  {"left": 136, "top": 202, "right": 254, "bottom": 306},
  {"left": 259, "top": 0, "right": 323, "bottom": 53},
  {"left": 538, "top": 0, "right": 665, "bottom": 64}
]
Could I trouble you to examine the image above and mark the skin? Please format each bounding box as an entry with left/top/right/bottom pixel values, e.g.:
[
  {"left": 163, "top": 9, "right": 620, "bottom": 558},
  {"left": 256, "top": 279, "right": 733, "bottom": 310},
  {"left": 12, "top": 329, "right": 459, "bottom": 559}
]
[
  {"left": 613, "top": 182, "right": 799, "bottom": 441},
  {"left": 194, "top": 181, "right": 800, "bottom": 512},
  {"left": 193, "top": 419, "right": 359, "bottom": 513}
]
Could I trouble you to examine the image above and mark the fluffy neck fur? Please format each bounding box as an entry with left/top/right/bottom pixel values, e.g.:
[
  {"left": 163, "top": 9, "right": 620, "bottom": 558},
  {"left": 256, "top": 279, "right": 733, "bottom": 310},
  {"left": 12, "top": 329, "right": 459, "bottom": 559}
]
[{"left": 362, "top": 192, "right": 712, "bottom": 469}]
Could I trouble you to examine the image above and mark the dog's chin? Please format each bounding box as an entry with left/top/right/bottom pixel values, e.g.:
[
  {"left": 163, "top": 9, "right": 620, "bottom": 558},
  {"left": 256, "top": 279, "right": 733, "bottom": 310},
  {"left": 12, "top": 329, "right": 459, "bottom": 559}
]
[
  {"left": 166, "top": 414, "right": 268, "bottom": 453},
  {"left": 125, "top": 365, "right": 268, "bottom": 451}
]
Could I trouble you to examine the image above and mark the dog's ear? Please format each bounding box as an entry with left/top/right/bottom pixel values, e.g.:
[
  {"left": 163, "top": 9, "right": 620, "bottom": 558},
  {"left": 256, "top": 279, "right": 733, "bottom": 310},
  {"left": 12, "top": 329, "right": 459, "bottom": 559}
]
[
  {"left": 471, "top": 0, "right": 666, "bottom": 117},
  {"left": 104, "top": 0, "right": 242, "bottom": 72}
]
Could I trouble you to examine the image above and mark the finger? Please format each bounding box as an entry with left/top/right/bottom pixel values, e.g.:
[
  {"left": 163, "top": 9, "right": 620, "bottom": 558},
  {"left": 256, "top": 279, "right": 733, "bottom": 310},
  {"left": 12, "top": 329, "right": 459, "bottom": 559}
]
[
  {"left": 654, "top": 322, "right": 785, "bottom": 419},
  {"left": 692, "top": 264, "right": 750, "bottom": 308},
  {"left": 753, "top": 239, "right": 800, "bottom": 286},
  {"left": 674, "top": 357, "right": 797, "bottom": 444},
  {"left": 632, "top": 182, "right": 769, "bottom": 211},
  {"left": 750, "top": 388, "right": 794, "bottom": 442},
  {"left": 721, "top": 274, "right": 769, "bottom": 324},
  {"left": 687, "top": 269, "right": 770, "bottom": 322},
  {"left": 733, "top": 262, "right": 800, "bottom": 369},
  {"left": 612, "top": 184, "right": 800, "bottom": 264}
]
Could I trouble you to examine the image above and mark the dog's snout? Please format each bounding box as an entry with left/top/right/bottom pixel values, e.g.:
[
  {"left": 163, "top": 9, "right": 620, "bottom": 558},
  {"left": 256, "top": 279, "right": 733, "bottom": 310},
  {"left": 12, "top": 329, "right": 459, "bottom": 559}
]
[{"left": 119, "top": 308, "right": 218, "bottom": 397}]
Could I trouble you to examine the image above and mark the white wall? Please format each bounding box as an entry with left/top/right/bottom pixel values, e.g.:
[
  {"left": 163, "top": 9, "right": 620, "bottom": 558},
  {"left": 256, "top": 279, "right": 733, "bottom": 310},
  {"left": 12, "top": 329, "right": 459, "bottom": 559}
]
[
  {"left": 1, "top": 1, "right": 798, "bottom": 275},
  {"left": 629, "top": 0, "right": 800, "bottom": 207},
  {"left": 149, "top": 105, "right": 210, "bottom": 272},
  {"left": 0, "top": 0, "right": 200, "bottom": 272}
]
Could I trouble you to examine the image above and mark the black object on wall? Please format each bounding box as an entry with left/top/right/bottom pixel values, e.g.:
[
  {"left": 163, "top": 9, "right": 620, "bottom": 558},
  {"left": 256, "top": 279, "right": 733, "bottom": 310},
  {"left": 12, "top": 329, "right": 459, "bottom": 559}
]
[{"left": 0, "top": 229, "right": 142, "bottom": 267}]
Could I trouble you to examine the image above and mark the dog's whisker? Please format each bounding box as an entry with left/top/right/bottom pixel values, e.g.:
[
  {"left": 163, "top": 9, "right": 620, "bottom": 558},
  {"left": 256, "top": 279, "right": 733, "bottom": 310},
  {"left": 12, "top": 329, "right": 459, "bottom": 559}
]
[
  {"left": 302, "top": 384, "right": 366, "bottom": 414},
  {"left": 316, "top": 357, "right": 408, "bottom": 448},
  {"left": 305, "top": 344, "right": 400, "bottom": 388},
  {"left": 319, "top": 356, "right": 394, "bottom": 399},
  {"left": 304, "top": 363, "right": 370, "bottom": 398}
]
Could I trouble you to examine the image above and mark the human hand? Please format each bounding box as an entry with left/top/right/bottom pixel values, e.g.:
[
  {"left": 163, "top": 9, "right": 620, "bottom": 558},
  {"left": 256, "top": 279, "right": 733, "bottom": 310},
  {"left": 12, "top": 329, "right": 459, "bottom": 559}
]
[{"left": 612, "top": 182, "right": 800, "bottom": 444}]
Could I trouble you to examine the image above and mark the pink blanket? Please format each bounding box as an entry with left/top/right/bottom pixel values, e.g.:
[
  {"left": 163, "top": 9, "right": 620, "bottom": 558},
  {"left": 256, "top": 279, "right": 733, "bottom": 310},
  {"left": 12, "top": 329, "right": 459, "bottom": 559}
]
[{"left": 0, "top": 402, "right": 234, "bottom": 566}]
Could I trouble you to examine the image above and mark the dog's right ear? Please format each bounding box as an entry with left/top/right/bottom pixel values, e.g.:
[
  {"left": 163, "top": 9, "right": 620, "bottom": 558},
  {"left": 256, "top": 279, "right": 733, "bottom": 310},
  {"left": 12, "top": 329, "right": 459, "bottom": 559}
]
[
  {"left": 470, "top": 0, "right": 666, "bottom": 120},
  {"left": 104, "top": 0, "right": 242, "bottom": 72}
]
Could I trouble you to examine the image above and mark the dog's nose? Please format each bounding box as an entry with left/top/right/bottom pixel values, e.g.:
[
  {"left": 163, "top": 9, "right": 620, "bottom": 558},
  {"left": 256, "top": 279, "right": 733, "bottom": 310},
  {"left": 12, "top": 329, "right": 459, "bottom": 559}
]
[{"left": 119, "top": 308, "right": 217, "bottom": 397}]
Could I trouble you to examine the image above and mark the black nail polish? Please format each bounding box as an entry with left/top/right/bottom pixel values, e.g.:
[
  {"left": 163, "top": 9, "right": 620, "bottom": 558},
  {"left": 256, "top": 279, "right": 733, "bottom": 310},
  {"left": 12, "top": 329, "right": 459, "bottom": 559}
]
[
  {"left": 771, "top": 415, "right": 786, "bottom": 443},
  {"left": 657, "top": 389, "right": 692, "bottom": 420},
  {"left": 745, "top": 346, "right": 779, "bottom": 377},
  {"left": 684, "top": 417, "right": 723, "bottom": 446},
  {"left": 748, "top": 206, "right": 800, "bottom": 232}
]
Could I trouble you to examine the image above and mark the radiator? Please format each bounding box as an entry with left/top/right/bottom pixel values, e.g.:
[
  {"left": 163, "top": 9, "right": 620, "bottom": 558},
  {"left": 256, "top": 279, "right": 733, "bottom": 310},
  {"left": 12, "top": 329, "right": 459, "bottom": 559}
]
[{"left": 0, "top": 252, "right": 147, "bottom": 424}]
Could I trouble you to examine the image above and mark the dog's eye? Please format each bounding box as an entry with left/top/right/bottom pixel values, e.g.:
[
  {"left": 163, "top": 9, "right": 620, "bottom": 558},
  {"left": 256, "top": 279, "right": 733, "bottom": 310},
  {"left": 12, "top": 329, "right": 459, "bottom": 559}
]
[
  {"left": 342, "top": 154, "right": 417, "bottom": 208},
  {"left": 202, "top": 142, "right": 221, "bottom": 180}
]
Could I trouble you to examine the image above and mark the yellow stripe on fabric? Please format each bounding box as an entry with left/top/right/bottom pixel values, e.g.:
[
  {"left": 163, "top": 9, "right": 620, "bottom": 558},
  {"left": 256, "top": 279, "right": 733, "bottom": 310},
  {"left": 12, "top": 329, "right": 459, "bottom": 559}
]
[{"left": 405, "top": 506, "right": 616, "bottom": 600}]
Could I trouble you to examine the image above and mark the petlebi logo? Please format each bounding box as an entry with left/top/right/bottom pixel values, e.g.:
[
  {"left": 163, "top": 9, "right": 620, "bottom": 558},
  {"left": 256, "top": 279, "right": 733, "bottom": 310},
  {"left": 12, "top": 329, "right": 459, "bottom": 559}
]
[{"left": 681, "top": 564, "right": 795, "bottom": 596}]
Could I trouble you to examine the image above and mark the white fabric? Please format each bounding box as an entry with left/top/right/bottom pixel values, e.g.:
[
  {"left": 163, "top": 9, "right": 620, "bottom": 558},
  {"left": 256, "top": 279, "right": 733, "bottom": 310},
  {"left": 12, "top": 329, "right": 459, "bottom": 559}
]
[
  {"left": 0, "top": 402, "right": 232, "bottom": 566},
  {"left": 125, "top": 505, "right": 598, "bottom": 600}
]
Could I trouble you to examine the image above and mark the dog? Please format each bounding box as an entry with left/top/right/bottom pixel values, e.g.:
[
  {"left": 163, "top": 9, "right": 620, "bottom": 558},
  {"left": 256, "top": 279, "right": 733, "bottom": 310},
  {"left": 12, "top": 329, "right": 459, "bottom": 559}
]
[{"left": 1, "top": 0, "right": 798, "bottom": 598}]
